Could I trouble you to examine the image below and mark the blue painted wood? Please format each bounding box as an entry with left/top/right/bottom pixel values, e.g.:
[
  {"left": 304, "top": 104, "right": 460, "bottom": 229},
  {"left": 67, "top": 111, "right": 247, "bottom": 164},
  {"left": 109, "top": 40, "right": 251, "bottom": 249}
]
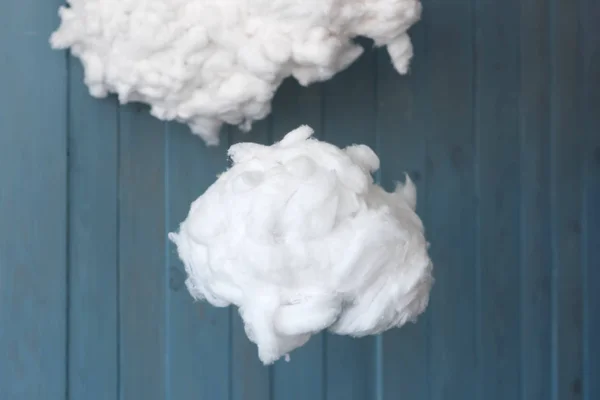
[
  {"left": 423, "top": 2, "right": 478, "bottom": 400},
  {"left": 550, "top": 1, "right": 585, "bottom": 399},
  {"left": 271, "top": 79, "right": 326, "bottom": 400},
  {"left": 322, "top": 41, "right": 377, "bottom": 400},
  {"left": 475, "top": 1, "right": 523, "bottom": 400},
  {"left": 519, "top": 1, "right": 553, "bottom": 399},
  {"left": 67, "top": 59, "right": 119, "bottom": 400},
  {"left": 0, "top": 2, "right": 598, "bottom": 400},
  {"left": 581, "top": 2, "right": 600, "bottom": 400},
  {"left": 0, "top": 1, "right": 68, "bottom": 399},
  {"left": 166, "top": 123, "right": 231, "bottom": 400},
  {"left": 118, "top": 106, "right": 167, "bottom": 400},
  {"left": 377, "top": 19, "right": 430, "bottom": 400}
]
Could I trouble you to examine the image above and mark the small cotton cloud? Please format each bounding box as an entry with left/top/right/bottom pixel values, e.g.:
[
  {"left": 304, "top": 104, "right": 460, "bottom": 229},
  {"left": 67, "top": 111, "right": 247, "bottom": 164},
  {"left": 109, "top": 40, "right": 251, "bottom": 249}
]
[
  {"left": 50, "top": 0, "right": 422, "bottom": 145},
  {"left": 169, "top": 125, "right": 433, "bottom": 364}
]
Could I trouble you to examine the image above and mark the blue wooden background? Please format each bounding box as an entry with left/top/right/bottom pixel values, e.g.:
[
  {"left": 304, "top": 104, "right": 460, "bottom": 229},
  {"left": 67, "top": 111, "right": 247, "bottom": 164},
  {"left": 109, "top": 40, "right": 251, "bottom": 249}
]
[{"left": 1, "top": 1, "right": 599, "bottom": 399}]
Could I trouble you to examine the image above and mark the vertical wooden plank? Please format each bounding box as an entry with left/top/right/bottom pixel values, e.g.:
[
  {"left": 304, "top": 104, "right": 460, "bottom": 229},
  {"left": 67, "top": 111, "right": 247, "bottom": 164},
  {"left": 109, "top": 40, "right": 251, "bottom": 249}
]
[
  {"left": 322, "top": 40, "right": 377, "bottom": 400},
  {"left": 519, "top": 1, "right": 553, "bottom": 399},
  {"left": 68, "top": 60, "right": 119, "bottom": 400},
  {"left": 583, "top": 154, "right": 599, "bottom": 400},
  {"left": 424, "top": 2, "right": 478, "bottom": 400},
  {"left": 0, "top": 1, "right": 68, "bottom": 399},
  {"left": 270, "top": 79, "right": 325, "bottom": 400},
  {"left": 229, "top": 122, "right": 273, "bottom": 400},
  {"left": 118, "top": 106, "right": 167, "bottom": 400},
  {"left": 377, "top": 22, "right": 430, "bottom": 400},
  {"left": 166, "top": 124, "right": 231, "bottom": 400},
  {"left": 475, "top": 1, "right": 523, "bottom": 399},
  {"left": 271, "top": 79, "right": 322, "bottom": 136},
  {"left": 581, "top": 1, "right": 600, "bottom": 399},
  {"left": 550, "top": 0, "right": 584, "bottom": 399}
]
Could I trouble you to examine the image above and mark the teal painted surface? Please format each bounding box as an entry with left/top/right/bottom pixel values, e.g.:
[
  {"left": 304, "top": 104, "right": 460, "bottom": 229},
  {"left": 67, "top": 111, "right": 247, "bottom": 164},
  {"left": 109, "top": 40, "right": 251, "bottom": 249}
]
[
  {"left": 0, "top": 1, "right": 68, "bottom": 399},
  {"left": 0, "top": 1, "right": 598, "bottom": 400}
]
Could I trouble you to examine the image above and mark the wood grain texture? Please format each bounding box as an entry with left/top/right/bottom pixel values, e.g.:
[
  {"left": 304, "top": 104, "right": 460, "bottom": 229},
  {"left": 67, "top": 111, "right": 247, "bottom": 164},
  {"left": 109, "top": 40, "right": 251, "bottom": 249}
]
[
  {"left": 0, "top": 1, "right": 68, "bottom": 398},
  {"left": 550, "top": 1, "right": 585, "bottom": 399},
  {"left": 475, "top": 1, "right": 523, "bottom": 399},
  {"left": 118, "top": 105, "right": 167, "bottom": 400},
  {"left": 519, "top": 1, "right": 553, "bottom": 399},
  {"left": 424, "top": 2, "right": 478, "bottom": 400},
  {"left": 67, "top": 59, "right": 119, "bottom": 400},
  {"left": 581, "top": 2, "right": 600, "bottom": 400}
]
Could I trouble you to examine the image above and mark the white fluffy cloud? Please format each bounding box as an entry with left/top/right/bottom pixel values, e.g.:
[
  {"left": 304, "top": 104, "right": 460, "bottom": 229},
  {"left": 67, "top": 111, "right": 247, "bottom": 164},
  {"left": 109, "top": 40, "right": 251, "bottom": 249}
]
[
  {"left": 169, "top": 125, "right": 433, "bottom": 364},
  {"left": 50, "top": 0, "right": 422, "bottom": 145}
]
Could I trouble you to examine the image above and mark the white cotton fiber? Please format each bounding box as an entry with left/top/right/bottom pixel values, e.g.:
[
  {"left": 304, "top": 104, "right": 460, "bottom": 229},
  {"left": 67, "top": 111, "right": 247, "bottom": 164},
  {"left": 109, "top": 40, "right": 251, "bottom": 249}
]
[
  {"left": 169, "top": 125, "right": 433, "bottom": 364},
  {"left": 50, "top": 0, "right": 422, "bottom": 145}
]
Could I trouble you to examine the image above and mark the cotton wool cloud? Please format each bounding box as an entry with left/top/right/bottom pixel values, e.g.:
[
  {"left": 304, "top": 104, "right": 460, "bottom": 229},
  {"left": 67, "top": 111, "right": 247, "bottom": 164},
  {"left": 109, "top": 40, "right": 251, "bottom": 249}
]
[
  {"left": 169, "top": 125, "right": 433, "bottom": 364},
  {"left": 50, "top": 0, "right": 422, "bottom": 145}
]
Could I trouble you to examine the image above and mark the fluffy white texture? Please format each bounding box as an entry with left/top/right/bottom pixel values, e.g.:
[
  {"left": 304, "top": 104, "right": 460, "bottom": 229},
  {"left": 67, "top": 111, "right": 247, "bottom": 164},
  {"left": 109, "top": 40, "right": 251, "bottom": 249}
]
[
  {"left": 169, "top": 125, "right": 433, "bottom": 364},
  {"left": 50, "top": 0, "right": 422, "bottom": 145}
]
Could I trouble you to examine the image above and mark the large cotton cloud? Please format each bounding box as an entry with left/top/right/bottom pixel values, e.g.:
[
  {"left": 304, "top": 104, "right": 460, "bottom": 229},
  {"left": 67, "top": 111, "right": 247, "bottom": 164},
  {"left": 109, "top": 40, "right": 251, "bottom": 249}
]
[
  {"left": 168, "top": 125, "right": 433, "bottom": 364},
  {"left": 50, "top": 0, "right": 422, "bottom": 145}
]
